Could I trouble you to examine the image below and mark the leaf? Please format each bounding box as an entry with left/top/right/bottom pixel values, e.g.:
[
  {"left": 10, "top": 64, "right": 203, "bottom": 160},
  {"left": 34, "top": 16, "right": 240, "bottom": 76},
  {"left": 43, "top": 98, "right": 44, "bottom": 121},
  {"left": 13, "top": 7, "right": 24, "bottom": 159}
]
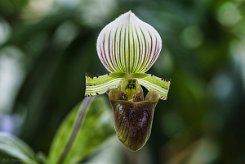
[
  {"left": 0, "top": 132, "right": 38, "bottom": 164},
  {"left": 47, "top": 96, "right": 114, "bottom": 164}
]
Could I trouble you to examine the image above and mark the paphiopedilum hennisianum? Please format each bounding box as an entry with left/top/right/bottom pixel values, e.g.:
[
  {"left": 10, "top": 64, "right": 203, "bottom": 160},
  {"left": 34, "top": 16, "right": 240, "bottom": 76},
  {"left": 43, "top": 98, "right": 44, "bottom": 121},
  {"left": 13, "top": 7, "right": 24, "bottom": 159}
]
[{"left": 85, "top": 11, "right": 170, "bottom": 151}]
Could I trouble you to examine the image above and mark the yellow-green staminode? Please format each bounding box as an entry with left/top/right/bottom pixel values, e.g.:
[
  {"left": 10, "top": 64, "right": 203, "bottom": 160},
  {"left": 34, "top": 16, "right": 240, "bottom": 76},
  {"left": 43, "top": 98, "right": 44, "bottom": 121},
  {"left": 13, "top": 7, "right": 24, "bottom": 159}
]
[{"left": 85, "top": 11, "right": 170, "bottom": 100}]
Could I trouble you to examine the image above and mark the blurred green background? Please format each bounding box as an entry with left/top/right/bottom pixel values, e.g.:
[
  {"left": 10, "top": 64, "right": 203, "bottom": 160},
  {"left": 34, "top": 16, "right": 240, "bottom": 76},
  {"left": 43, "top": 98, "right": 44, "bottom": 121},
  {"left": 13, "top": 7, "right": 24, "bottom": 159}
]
[{"left": 1, "top": 0, "right": 245, "bottom": 163}]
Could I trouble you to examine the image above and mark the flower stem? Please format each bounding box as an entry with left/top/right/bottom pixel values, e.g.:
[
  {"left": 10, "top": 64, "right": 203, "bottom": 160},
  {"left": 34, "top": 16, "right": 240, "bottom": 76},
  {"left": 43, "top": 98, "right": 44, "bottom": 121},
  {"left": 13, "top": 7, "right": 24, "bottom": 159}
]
[{"left": 58, "top": 96, "right": 95, "bottom": 164}]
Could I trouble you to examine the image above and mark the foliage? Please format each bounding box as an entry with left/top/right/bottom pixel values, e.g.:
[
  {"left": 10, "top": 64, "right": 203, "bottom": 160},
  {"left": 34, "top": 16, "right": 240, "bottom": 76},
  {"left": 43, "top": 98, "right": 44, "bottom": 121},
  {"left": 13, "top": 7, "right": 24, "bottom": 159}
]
[
  {"left": 0, "top": 97, "right": 113, "bottom": 164},
  {"left": 47, "top": 96, "right": 114, "bottom": 164},
  {"left": 0, "top": 133, "right": 37, "bottom": 164}
]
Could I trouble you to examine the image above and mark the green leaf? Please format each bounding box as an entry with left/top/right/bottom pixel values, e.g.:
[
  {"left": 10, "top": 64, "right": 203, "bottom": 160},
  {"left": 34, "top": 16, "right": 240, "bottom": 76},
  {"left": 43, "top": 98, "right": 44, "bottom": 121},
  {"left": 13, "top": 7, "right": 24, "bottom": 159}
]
[
  {"left": 0, "top": 132, "right": 38, "bottom": 164},
  {"left": 47, "top": 96, "right": 114, "bottom": 164}
]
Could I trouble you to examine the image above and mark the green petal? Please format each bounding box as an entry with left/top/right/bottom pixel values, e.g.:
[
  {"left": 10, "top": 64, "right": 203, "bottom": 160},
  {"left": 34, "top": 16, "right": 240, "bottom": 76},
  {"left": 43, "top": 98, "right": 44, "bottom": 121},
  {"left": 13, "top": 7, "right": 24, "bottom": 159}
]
[
  {"left": 85, "top": 73, "right": 170, "bottom": 100},
  {"left": 137, "top": 74, "right": 170, "bottom": 100},
  {"left": 85, "top": 74, "right": 122, "bottom": 96}
]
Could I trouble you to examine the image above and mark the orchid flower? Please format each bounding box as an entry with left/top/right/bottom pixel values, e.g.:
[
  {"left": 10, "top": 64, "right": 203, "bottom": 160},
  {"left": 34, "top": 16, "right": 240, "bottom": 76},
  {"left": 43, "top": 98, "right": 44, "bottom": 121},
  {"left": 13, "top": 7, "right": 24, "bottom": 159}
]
[{"left": 85, "top": 11, "right": 170, "bottom": 151}]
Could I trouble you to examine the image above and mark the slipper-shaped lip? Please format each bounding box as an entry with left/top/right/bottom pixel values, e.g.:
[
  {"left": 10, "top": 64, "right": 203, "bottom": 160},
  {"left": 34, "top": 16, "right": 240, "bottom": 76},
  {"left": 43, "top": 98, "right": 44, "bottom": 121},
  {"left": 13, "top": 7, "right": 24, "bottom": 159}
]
[{"left": 110, "top": 98, "right": 157, "bottom": 151}]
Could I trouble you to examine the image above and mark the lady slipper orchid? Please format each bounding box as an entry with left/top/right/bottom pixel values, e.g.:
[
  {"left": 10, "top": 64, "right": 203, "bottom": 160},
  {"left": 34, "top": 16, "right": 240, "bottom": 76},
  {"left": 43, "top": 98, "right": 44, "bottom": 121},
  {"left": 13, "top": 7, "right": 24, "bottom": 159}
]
[{"left": 85, "top": 11, "right": 170, "bottom": 151}]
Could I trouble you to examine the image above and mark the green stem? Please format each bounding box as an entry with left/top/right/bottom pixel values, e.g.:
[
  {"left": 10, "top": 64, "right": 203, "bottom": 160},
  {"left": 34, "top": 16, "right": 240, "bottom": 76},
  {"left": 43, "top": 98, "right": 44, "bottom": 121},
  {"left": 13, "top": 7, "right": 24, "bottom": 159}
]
[{"left": 57, "top": 96, "right": 95, "bottom": 164}]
